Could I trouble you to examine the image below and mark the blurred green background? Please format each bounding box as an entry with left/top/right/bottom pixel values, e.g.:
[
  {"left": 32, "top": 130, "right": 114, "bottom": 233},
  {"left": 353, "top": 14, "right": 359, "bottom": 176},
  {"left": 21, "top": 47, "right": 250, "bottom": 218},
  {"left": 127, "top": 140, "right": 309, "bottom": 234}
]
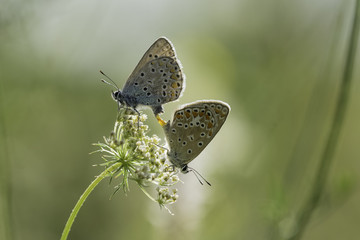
[{"left": 1, "top": 0, "right": 360, "bottom": 239}]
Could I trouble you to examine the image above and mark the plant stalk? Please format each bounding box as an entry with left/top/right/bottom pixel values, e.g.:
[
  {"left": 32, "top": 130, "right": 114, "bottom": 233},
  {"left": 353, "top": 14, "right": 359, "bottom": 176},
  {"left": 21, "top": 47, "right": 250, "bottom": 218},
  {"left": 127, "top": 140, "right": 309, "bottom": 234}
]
[
  {"left": 60, "top": 162, "right": 122, "bottom": 240},
  {"left": 288, "top": 1, "right": 360, "bottom": 239}
]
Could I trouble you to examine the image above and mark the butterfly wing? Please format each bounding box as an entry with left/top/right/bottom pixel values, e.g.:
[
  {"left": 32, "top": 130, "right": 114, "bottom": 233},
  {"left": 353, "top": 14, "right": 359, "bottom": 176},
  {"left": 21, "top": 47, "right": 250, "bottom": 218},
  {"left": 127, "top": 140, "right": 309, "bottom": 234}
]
[
  {"left": 164, "top": 100, "right": 230, "bottom": 167},
  {"left": 127, "top": 37, "right": 177, "bottom": 81},
  {"left": 122, "top": 57, "right": 184, "bottom": 107}
]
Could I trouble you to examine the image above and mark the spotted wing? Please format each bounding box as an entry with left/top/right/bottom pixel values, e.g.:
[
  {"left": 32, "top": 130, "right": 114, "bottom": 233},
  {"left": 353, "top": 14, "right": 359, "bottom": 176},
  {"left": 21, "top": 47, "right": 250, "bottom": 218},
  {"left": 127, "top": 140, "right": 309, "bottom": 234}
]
[
  {"left": 127, "top": 37, "right": 177, "bottom": 81},
  {"left": 122, "top": 57, "right": 184, "bottom": 106},
  {"left": 165, "top": 100, "right": 230, "bottom": 165}
]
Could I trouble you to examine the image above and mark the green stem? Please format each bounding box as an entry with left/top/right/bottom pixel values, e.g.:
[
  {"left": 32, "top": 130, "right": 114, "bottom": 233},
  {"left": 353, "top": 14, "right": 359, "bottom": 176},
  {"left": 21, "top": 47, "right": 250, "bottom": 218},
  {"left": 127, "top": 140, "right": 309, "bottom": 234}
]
[
  {"left": 138, "top": 184, "right": 157, "bottom": 202},
  {"left": 288, "top": 1, "right": 360, "bottom": 240},
  {"left": 60, "top": 162, "right": 122, "bottom": 240},
  {"left": 0, "top": 67, "right": 12, "bottom": 240}
]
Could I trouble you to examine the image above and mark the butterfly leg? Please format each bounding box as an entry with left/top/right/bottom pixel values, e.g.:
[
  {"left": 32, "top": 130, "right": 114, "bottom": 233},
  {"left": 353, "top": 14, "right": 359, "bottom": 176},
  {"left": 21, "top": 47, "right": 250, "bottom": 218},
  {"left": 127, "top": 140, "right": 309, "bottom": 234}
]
[
  {"left": 133, "top": 108, "right": 141, "bottom": 130},
  {"left": 123, "top": 105, "right": 141, "bottom": 130},
  {"left": 164, "top": 165, "right": 177, "bottom": 173}
]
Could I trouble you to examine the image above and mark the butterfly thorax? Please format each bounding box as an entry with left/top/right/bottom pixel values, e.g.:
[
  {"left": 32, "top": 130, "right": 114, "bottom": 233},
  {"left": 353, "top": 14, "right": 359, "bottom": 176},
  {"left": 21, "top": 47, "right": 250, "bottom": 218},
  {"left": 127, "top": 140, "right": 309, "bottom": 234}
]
[{"left": 112, "top": 90, "right": 138, "bottom": 109}]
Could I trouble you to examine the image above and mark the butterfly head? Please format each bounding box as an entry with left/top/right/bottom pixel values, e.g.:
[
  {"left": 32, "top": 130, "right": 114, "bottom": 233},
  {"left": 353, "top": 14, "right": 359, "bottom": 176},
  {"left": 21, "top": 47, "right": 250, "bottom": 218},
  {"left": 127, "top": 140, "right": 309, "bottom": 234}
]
[
  {"left": 180, "top": 164, "right": 190, "bottom": 174},
  {"left": 112, "top": 90, "right": 125, "bottom": 105}
]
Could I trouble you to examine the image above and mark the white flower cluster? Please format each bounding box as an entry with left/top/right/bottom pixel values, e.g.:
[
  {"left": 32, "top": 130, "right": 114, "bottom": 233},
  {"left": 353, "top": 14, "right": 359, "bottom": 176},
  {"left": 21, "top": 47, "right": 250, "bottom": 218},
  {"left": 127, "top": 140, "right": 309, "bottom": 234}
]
[{"left": 94, "top": 108, "right": 180, "bottom": 212}]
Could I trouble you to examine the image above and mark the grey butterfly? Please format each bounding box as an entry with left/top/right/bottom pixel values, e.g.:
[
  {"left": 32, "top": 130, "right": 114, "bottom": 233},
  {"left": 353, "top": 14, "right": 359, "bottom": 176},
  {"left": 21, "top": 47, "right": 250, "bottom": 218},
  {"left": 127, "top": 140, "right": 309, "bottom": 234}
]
[
  {"left": 101, "top": 37, "right": 185, "bottom": 125},
  {"left": 163, "top": 100, "right": 230, "bottom": 185}
]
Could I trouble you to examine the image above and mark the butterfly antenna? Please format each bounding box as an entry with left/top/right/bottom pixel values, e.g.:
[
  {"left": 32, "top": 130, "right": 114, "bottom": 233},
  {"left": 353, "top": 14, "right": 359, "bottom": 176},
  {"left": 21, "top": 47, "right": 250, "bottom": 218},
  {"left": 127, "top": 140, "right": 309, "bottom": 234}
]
[
  {"left": 188, "top": 167, "right": 211, "bottom": 186},
  {"left": 100, "top": 70, "right": 120, "bottom": 90}
]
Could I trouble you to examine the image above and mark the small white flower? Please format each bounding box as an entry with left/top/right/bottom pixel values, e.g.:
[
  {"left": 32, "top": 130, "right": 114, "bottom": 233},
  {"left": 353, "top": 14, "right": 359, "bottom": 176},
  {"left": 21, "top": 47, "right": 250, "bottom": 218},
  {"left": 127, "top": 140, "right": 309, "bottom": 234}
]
[{"left": 95, "top": 108, "right": 180, "bottom": 214}]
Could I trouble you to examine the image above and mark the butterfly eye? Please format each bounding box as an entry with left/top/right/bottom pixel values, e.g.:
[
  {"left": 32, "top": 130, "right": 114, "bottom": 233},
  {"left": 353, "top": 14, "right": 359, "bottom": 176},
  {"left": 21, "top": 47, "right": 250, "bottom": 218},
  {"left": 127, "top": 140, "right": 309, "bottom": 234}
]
[
  {"left": 181, "top": 165, "right": 189, "bottom": 173},
  {"left": 113, "top": 91, "right": 119, "bottom": 98}
]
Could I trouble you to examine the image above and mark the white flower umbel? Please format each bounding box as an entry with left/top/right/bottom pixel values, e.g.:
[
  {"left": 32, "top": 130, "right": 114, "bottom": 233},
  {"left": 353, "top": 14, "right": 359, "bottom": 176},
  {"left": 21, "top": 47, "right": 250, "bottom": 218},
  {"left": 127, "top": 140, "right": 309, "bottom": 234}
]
[
  {"left": 93, "top": 108, "right": 180, "bottom": 209},
  {"left": 61, "top": 109, "right": 180, "bottom": 240}
]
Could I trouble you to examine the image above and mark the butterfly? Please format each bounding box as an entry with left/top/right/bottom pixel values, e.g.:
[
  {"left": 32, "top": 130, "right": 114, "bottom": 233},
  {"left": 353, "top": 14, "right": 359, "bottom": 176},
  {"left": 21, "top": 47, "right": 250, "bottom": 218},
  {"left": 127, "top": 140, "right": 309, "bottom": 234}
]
[
  {"left": 101, "top": 37, "right": 185, "bottom": 126},
  {"left": 163, "top": 100, "right": 230, "bottom": 185}
]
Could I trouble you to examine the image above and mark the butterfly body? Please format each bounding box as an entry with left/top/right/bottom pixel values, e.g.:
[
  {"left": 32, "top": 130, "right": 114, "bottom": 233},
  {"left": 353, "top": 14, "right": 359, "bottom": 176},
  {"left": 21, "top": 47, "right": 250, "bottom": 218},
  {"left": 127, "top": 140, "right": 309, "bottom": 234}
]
[
  {"left": 111, "top": 37, "right": 185, "bottom": 118},
  {"left": 164, "top": 100, "right": 230, "bottom": 173}
]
